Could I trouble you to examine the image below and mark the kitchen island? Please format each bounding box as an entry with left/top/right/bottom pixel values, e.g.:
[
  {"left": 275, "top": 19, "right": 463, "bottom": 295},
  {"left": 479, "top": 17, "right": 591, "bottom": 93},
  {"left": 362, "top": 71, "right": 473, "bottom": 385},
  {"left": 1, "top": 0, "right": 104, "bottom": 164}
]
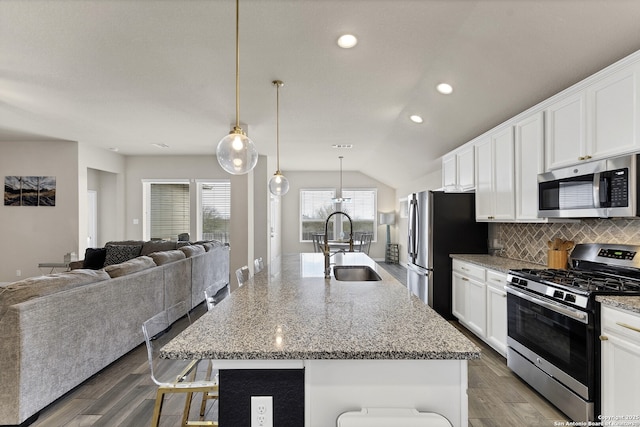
[{"left": 161, "top": 253, "right": 480, "bottom": 426}]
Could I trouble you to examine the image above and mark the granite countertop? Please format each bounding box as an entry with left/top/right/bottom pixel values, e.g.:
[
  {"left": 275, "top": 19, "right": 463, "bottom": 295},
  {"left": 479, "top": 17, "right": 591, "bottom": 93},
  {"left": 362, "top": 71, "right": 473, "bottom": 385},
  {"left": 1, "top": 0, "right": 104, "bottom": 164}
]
[
  {"left": 450, "top": 254, "right": 544, "bottom": 273},
  {"left": 160, "top": 252, "right": 480, "bottom": 361},
  {"left": 596, "top": 295, "right": 640, "bottom": 314}
]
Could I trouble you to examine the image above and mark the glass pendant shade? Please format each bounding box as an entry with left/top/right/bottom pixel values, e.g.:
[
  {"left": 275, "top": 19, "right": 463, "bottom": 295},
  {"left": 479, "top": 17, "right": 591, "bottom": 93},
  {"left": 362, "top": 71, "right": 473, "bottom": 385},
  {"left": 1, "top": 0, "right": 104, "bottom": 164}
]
[
  {"left": 216, "top": 128, "right": 258, "bottom": 175},
  {"left": 268, "top": 171, "right": 289, "bottom": 196}
]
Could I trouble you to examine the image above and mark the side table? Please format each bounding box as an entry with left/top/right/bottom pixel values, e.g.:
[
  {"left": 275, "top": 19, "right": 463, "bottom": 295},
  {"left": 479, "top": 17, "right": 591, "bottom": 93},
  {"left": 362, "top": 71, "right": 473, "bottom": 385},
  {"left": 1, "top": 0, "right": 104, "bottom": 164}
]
[{"left": 38, "top": 262, "right": 70, "bottom": 274}]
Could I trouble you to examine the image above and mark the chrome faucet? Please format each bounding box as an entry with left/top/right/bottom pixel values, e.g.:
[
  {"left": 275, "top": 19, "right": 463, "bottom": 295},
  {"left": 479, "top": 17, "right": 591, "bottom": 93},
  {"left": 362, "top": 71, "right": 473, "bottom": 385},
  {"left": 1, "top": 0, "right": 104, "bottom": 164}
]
[{"left": 323, "top": 211, "right": 354, "bottom": 278}]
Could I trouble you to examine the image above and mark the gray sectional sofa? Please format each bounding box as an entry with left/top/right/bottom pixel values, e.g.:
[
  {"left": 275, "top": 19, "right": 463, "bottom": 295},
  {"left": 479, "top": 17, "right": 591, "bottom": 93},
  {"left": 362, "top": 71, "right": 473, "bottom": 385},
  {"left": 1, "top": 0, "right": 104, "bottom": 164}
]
[{"left": 0, "top": 240, "right": 229, "bottom": 426}]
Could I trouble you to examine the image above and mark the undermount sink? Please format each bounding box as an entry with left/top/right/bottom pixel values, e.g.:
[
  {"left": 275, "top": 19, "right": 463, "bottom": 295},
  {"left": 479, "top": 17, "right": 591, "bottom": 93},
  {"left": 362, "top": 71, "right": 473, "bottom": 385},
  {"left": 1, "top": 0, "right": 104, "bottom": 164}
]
[{"left": 333, "top": 265, "right": 382, "bottom": 281}]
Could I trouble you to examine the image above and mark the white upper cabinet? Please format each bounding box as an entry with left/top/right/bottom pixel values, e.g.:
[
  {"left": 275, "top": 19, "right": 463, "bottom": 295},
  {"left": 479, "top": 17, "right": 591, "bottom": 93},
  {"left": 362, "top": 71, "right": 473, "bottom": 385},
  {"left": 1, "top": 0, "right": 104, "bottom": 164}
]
[
  {"left": 515, "top": 111, "right": 545, "bottom": 221},
  {"left": 457, "top": 144, "right": 475, "bottom": 191},
  {"left": 544, "top": 92, "right": 586, "bottom": 170},
  {"left": 587, "top": 62, "right": 640, "bottom": 159},
  {"left": 475, "top": 127, "right": 515, "bottom": 221},
  {"left": 442, "top": 143, "right": 475, "bottom": 192},
  {"left": 546, "top": 61, "right": 640, "bottom": 170}
]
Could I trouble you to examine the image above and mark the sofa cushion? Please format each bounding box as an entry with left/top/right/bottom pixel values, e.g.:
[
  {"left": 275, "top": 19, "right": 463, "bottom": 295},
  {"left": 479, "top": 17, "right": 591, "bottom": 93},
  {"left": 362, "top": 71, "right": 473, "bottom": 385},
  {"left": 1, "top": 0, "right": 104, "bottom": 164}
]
[
  {"left": 179, "top": 244, "right": 206, "bottom": 258},
  {"left": 104, "top": 244, "right": 142, "bottom": 266},
  {"left": 83, "top": 247, "right": 107, "bottom": 269},
  {"left": 149, "top": 250, "right": 186, "bottom": 265},
  {"left": 105, "top": 240, "right": 145, "bottom": 247},
  {"left": 103, "top": 256, "right": 156, "bottom": 278},
  {"left": 0, "top": 269, "right": 110, "bottom": 320},
  {"left": 141, "top": 240, "right": 177, "bottom": 256}
]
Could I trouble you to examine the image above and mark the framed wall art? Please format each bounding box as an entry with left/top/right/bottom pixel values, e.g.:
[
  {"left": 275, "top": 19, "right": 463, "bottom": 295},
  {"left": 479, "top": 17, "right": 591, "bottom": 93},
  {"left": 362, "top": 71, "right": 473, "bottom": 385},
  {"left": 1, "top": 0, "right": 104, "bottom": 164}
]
[{"left": 4, "top": 176, "right": 56, "bottom": 206}]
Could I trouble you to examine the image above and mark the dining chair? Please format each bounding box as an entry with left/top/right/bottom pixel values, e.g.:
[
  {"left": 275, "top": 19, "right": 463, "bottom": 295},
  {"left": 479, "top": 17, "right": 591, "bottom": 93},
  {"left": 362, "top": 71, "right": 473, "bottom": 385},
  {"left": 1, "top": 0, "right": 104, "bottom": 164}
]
[
  {"left": 235, "top": 265, "right": 251, "bottom": 287},
  {"left": 142, "top": 301, "right": 219, "bottom": 427},
  {"left": 254, "top": 257, "right": 264, "bottom": 274},
  {"left": 358, "top": 232, "right": 373, "bottom": 255},
  {"left": 312, "top": 233, "right": 325, "bottom": 252}
]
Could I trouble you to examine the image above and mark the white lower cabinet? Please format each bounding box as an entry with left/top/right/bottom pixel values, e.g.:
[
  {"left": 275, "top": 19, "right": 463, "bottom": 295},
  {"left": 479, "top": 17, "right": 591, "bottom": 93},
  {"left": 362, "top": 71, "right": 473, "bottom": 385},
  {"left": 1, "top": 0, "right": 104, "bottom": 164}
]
[
  {"left": 452, "top": 260, "right": 507, "bottom": 356},
  {"left": 600, "top": 305, "right": 640, "bottom": 418},
  {"left": 485, "top": 270, "right": 507, "bottom": 356}
]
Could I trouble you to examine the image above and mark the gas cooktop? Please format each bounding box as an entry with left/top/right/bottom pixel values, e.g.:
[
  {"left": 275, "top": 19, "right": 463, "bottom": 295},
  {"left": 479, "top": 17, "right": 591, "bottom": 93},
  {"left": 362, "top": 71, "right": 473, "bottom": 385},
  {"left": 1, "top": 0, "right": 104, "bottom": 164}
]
[{"left": 509, "top": 268, "right": 640, "bottom": 294}]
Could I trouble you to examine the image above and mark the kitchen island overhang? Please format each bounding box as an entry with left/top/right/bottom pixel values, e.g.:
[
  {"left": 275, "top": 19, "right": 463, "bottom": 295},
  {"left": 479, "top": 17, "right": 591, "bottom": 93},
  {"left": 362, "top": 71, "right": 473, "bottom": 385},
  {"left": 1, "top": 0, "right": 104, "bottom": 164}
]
[{"left": 160, "top": 253, "right": 479, "bottom": 427}]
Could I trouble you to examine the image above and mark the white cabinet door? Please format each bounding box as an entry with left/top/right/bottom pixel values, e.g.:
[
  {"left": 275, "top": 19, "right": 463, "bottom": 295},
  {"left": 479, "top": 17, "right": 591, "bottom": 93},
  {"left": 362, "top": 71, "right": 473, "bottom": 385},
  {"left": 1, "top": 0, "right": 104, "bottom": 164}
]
[
  {"left": 485, "top": 271, "right": 507, "bottom": 357},
  {"left": 475, "top": 128, "right": 515, "bottom": 221},
  {"left": 475, "top": 136, "right": 494, "bottom": 221},
  {"left": 457, "top": 144, "right": 475, "bottom": 191},
  {"left": 545, "top": 92, "right": 587, "bottom": 170},
  {"left": 442, "top": 153, "right": 457, "bottom": 191},
  {"left": 515, "top": 111, "right": 545, "bottom": 222},
  {"left": 451, "top": 271, "right": 466, "bottom": 322},
  {"left": 600, "top": 305, "right": 640, "bottom": 418},
  {"left": 492, "top": 127, "right": 515, "bottom": 220},
  {"left": 587, "top": 63, "right": 640, "bottom": 160},
  {"left": 464, "top": 276, "right": 486, "bottom": 338}
]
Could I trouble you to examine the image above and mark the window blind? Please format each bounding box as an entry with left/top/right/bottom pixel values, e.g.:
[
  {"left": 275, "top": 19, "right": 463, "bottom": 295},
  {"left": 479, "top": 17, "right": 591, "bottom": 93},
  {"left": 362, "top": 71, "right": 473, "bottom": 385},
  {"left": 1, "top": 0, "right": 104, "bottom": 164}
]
[{"left": 150, "top": 183, "right": 190, "bottom": 240}]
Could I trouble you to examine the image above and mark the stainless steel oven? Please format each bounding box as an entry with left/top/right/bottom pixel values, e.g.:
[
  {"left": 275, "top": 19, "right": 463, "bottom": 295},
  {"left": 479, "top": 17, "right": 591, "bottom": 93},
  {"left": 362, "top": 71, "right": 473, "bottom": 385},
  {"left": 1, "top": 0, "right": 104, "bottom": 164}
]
[
  {"left": 506, "top": 286, "right": 595, "bottom": 421},
  {"left": 506, "top": 243, "right": 640, "bottom": 423}
]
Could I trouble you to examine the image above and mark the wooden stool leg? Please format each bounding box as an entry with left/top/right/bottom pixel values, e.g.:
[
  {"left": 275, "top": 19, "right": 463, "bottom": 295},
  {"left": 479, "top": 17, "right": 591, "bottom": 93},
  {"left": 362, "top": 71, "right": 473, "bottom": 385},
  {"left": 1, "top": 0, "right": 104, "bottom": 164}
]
[{"left": 199, "top": 361, "right": 214, "bottom": 417}]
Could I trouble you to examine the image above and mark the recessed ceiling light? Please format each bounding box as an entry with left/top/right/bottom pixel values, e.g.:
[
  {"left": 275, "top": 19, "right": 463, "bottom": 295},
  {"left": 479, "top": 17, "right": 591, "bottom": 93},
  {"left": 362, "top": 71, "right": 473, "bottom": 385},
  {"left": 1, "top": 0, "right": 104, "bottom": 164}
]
[
  {"left": 337, "top": 34, "right": 358, "bottom": 49},
  {"left": 108, "top": 147, "right": 119, "bottom": 152},
  {"left": 332, "top": 144, "right": 354, "bottom": 149},
  {"left": 436, "top": 83, "right": 453, "bottom": 95},
  {"left": 151, "top": 143, "right": 170, "bottom": 149},
  {"left": 410, "top": 115, "right": 424, "bottom": 124}
]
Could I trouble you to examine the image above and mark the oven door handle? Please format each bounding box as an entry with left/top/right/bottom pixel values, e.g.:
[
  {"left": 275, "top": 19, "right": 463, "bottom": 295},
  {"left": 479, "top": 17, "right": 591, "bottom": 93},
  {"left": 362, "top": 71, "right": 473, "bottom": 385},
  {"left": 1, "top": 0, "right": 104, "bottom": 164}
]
[{"left": 506, "top": 286, "right": 589, "bottom": 324}]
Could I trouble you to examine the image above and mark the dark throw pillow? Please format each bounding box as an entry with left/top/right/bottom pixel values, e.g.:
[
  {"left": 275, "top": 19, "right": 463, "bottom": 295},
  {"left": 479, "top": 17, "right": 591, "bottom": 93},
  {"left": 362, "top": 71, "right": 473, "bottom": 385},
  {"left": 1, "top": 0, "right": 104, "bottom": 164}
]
[
  {"left": 103, "top": 244, "right": 142, "bottom": 266},
  {"left": 83, "top": 247, "right": 107, "bottom": 270}
]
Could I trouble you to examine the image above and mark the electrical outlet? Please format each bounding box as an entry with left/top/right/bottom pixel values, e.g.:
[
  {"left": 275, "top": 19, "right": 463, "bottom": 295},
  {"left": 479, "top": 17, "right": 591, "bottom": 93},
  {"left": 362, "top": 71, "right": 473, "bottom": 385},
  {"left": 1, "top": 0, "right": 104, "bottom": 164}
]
[
  {"left": 250, "top": 395, "right": 273, "bottom": 427},
  {"left": 16, "top": 269, "right": 21, "bottom": 277}
]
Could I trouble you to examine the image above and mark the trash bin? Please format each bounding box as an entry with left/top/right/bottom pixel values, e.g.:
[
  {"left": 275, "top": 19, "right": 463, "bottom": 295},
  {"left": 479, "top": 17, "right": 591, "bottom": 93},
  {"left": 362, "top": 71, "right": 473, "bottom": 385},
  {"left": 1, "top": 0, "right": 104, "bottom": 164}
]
[{"left": 337, "top": 408, "right": 453, "bottom": 427}]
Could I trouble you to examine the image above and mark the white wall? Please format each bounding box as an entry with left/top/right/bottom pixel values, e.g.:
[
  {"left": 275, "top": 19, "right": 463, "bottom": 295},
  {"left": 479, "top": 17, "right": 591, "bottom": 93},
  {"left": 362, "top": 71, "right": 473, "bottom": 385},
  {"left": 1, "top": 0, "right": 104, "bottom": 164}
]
[
  {"left": 0, "top": 140, "right": 79, "bottom": 281},
  {"left": 281, "top": 170, "right": 396, "bottom": 260}
]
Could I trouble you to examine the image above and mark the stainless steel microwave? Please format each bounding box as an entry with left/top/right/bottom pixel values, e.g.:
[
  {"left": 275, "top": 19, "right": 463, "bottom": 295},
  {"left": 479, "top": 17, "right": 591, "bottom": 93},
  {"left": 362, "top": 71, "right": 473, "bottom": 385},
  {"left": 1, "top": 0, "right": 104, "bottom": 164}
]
[{"left": 538, "top": 154, "right": 640, "bottom": 218}]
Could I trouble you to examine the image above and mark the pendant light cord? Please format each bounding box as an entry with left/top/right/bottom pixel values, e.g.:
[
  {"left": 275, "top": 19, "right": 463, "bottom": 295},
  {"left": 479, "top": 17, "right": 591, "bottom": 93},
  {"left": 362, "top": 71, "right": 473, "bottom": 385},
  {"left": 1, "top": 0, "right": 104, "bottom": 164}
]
[
  {"left": 235, "top": 0, "right": 240, "bottom": 129},
  {"left": 276, "top": 81, "right": 281, "bottom": 172}
]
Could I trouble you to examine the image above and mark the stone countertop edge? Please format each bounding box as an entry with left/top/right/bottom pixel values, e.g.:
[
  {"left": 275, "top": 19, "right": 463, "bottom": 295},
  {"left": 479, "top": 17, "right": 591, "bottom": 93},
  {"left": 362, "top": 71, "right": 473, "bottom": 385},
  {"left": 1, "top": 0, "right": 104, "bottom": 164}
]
[
  {"left": 596, "top": 295, "right": 640, "bottom": 314},
  {"left": 450, "top": 254, "right": 544, "bottom": 273},
  {"left": 161, "top": 253, "right": 480, "bottom": 361}
]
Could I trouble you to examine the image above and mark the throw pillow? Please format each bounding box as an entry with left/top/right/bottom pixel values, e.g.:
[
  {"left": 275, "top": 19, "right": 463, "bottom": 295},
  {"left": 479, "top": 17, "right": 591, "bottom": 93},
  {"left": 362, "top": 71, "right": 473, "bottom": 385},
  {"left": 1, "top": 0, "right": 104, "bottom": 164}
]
[
  {"left": 104, "top": 244, "right": 142, "bottom": 266},
  {"left": 83, "top": 247, "right": 107, "bottom": 269}
]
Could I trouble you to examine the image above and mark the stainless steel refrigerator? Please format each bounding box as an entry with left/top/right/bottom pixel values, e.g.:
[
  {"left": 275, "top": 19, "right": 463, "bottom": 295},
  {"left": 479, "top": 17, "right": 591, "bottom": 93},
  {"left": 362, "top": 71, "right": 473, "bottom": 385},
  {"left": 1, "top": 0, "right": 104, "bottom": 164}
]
[{"left": 407, "top": 191, "right": 488, "bottom": 319}]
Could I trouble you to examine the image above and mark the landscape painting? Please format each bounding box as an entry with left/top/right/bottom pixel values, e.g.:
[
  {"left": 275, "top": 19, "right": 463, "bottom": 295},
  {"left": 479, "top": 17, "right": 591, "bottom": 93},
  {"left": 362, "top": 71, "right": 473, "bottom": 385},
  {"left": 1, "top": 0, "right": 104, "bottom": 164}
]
[{"left": 4, "top": 176, "right": 56, "bottom": 206}]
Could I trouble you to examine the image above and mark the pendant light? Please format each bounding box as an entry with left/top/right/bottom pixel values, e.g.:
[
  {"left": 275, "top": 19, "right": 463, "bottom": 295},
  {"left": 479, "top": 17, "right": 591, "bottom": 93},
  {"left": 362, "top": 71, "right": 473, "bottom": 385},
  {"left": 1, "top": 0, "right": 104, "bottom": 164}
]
[
  {"left": 268, "top": 80, "right": 290, "bottom": 196},
  {"left": 331, "top": 156, "right": 351, "bottom": 203},
  {"left": 216, "top": 0, "right": 258, "bottom": 175}
]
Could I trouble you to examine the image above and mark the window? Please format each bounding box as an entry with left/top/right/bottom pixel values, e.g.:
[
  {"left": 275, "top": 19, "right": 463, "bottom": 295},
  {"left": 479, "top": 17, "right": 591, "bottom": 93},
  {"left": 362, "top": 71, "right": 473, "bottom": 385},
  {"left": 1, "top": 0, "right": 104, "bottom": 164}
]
[
  {"left": 145, "top": 181, "right": 190, "bottom": 241},
  {"left": 143, "top": 179, "right": 231, "bottom": 243},
  {"left": 300, "top": 189, "right": 335, "bottom": 241},
  {"left": 198, "top": 180, "right": 230, "bottom": 244},
  {"left": 299, "top": 188, "right": 377, "bottom": 241},
  {"left": 341, "top": 189, "right": 377, "bottom": 239}
]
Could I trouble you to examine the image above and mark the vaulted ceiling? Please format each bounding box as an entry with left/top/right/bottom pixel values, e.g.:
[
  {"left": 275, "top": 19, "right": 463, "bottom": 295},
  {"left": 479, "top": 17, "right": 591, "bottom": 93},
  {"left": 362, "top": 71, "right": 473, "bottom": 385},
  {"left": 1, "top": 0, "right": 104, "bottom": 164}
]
[{"left": 2, "top": 0, "right": 640, "bottom": 188}]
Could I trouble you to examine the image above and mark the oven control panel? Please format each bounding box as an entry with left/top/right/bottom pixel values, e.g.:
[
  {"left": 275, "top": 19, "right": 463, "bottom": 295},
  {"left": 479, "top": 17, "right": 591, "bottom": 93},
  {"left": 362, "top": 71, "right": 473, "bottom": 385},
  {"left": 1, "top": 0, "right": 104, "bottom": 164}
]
[{"left": 597, "top": 248, "right": 636, "bottom": 260}]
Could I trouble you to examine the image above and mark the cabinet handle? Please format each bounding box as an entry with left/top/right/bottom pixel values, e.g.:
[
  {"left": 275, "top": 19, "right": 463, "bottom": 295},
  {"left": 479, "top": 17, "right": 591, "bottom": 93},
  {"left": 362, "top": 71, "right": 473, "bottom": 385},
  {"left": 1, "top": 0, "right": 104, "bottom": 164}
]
[
  {"left": 578, "top": 156, "right": 585, "bottom": 161},
  {"left": 585, "top": 155, "right": 592, "bottom": 160},
  {"left": 616, "top": 322, "right": 640, "bottom": 334},
  {"left": 462, "top": 277, "right": 469, "bottom": 282},
  {"left": 461, "top": 267, "right": 469, "bottom": 271},
  {"left": 599, "top": 335, "right": 608, "bottom": 341}
]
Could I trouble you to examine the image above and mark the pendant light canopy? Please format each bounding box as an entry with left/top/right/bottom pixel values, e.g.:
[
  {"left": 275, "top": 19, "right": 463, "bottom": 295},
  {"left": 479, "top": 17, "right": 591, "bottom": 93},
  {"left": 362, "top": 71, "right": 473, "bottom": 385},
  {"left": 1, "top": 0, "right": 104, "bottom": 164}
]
[
  {"left": 216, "top": 0, "right": 258, "bottom": 175},
  {"left": 331, "top": 156, "right": 351, "bottom": 203},
  {"left": 268, "top": 80, "right": 290, "bottom": 196}
]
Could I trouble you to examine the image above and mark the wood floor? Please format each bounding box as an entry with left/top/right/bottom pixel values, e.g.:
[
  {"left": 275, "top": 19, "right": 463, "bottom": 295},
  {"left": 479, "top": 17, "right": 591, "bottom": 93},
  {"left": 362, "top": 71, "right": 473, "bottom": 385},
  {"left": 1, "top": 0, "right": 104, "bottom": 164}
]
[{"left": 28, "top": 266, "right": 570, "bottom": 427}]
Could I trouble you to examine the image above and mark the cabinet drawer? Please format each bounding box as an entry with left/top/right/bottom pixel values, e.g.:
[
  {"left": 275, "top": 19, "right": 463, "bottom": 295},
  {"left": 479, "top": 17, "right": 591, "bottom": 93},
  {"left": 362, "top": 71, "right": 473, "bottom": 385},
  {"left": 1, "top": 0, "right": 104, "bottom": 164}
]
[
  {"left": 602, "top": 305, "right": 640, "bottom": 345},
  {"left": 452, "top": 260, "right": 485, "bottom": 281},
  {"left": 486, "top": 270, "right": 507, "bottom": 291}
]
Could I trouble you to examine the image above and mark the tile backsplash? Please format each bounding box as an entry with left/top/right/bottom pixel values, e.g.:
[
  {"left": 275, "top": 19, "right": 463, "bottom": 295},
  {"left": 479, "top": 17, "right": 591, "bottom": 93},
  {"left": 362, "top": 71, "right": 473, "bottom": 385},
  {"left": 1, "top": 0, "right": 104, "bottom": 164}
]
[{"left": 494, "top": 219, "right": 640, "bottom": 265}]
